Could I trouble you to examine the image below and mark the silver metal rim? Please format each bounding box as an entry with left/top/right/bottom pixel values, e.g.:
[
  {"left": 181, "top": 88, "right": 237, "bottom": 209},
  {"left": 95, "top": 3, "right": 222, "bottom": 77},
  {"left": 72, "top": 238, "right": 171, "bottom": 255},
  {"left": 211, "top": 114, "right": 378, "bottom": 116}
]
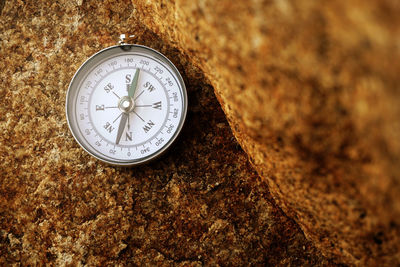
[{"left": 65, "top": 44, "right": 188, "bottom": 166}]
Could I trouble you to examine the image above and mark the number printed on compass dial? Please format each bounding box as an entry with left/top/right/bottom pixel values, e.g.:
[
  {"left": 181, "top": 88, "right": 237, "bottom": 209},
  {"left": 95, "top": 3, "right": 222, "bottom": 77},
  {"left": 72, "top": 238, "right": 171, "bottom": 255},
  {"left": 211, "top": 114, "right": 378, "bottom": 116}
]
[{"left": 66, "top": 45, "right": 187, "bottom": 165}]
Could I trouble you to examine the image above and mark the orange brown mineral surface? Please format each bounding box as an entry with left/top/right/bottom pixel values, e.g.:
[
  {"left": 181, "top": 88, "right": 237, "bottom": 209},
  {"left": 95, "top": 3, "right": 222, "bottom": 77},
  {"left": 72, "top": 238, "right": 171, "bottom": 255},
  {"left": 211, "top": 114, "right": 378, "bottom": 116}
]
[{"left": 1, "top": 0, "right": 399, "bottom": 266}]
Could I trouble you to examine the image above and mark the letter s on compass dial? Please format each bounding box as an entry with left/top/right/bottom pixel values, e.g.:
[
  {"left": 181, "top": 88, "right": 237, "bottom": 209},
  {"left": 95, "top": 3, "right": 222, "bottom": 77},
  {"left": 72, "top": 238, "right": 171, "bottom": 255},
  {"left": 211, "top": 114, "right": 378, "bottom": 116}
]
[{"left": 66, "top": 45, "right": 187, "bottom": 166}]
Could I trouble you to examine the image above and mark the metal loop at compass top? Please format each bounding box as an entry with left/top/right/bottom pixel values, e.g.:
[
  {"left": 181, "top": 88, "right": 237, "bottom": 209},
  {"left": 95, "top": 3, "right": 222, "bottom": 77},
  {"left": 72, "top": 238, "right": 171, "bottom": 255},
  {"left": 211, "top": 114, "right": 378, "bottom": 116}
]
[{"left": 119, "top": 34, "right": 137, "bottom": 45}]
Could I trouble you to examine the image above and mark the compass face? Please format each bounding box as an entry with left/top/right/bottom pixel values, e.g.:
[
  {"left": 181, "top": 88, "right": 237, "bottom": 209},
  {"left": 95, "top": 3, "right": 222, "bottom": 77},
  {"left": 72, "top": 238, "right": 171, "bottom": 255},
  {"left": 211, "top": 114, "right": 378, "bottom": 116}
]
[{"left": 66, "top": 45, "right": 187, "bottom": 165}]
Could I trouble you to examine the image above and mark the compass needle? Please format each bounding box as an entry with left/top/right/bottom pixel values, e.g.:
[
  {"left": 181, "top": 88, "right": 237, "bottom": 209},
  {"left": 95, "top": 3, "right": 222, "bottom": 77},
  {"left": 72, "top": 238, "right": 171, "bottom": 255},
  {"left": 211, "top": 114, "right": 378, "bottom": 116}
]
[
  {"left": 129, "top": 68, "right": 140, "bottom": 98},
  {"left": 66, "top": 37, "right": 187, "bottom": 165},
  {"left": 116, "top": 113, "right": 128, "bottom": 145}
]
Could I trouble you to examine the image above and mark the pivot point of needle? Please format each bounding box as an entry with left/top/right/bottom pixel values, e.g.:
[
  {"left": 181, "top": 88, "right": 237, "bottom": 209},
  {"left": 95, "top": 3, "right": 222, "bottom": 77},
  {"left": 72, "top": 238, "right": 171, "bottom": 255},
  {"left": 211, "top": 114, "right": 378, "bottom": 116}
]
[
  {"left": 122, "top": 100, "right": 130, "bottom": 108},
  {"left": 118, "top": 96, "right": 135, "bottom": 113}
]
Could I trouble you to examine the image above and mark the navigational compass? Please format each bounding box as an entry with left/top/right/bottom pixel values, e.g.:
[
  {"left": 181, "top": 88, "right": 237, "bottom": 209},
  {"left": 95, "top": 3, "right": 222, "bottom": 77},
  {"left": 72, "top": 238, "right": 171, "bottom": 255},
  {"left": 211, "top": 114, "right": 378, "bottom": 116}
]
[{"left": 66, "top": 34, "right": 188, "bottom": 165}]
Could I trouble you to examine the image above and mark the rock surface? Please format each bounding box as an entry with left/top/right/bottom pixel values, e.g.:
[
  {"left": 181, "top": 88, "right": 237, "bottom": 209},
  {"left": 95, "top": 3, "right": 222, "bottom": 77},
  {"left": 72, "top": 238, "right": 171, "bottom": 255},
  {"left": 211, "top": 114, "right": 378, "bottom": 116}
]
[
  {"left": 132, "top": 0, "right": 400, "bottom": 265},
  {"left": 0, "top": 0, "right": 335, "bottom": 265}
]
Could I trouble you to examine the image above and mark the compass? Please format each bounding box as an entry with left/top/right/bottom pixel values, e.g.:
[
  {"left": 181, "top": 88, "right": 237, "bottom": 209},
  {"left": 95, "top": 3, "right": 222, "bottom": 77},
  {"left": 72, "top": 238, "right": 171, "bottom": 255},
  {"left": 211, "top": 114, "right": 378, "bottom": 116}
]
[{"left": 66, "top": 35, "right": 187, "bottom": 166}]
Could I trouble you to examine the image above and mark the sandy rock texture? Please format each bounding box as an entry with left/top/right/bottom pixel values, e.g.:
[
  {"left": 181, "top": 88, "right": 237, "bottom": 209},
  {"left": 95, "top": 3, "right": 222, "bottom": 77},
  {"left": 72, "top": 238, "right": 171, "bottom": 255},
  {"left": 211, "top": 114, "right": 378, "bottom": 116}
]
[
  {"left": 0, "top": 0, "right": 335, "bottom": 266},
  {"left": 132, "top": 0, "right": 400, "bottom": 265}
]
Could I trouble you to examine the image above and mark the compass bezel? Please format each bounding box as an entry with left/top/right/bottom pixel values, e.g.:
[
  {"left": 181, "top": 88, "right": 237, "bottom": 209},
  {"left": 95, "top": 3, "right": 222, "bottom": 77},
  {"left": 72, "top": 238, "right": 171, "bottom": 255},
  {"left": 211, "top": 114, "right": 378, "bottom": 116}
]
[{"left": 66, "top": 44, "right": 188, "bottom": 166}]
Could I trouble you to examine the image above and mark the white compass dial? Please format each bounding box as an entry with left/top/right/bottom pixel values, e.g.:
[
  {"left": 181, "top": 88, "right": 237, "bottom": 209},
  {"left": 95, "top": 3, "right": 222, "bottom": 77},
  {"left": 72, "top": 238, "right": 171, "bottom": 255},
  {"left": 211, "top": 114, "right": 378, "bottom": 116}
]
[{"left": 66, "top": 45, "right": 187, "bottom": 165}]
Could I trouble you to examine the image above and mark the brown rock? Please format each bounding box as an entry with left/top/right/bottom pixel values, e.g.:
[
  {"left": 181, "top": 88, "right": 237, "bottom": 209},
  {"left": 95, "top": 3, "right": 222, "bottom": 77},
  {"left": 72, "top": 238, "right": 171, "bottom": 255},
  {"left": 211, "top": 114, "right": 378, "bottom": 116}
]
[
  {"left": 132, "top": 0, "right": 400, "bottom": 265},
  {"left": 0, "top": 0, "right": 334, "bottom": 265}
]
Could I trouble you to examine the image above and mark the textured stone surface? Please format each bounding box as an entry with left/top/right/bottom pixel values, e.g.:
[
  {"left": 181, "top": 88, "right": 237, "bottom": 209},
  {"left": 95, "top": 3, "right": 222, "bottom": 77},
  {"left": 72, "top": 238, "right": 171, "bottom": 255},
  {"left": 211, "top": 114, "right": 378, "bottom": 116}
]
[
  {"left": 0, "top": 1, "right": 334, "bottom": 265},
  {"left": 131, "top": 0, "right": 400, "bottom": 265}
]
